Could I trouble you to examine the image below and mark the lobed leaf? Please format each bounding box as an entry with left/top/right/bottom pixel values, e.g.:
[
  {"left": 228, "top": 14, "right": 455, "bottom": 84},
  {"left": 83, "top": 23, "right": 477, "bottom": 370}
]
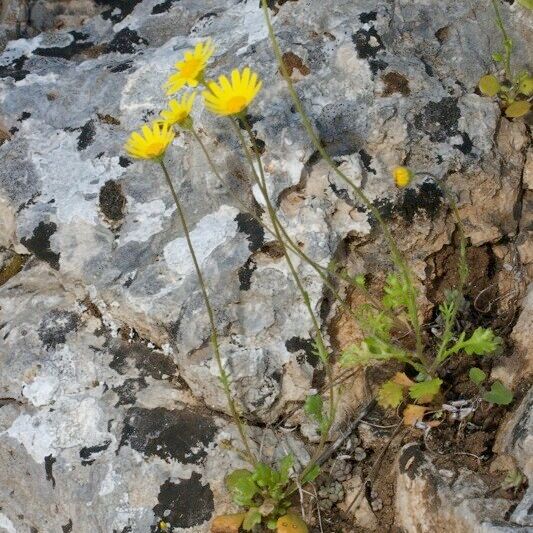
[
  {"left": 462, "top": 327, "right": 501, "bottom": 355},
  {"left": 403, "top": 404, "right": 427, "bottom": 426},
  {"left": 468, "top": 367, "right": 487, "bottom": 386},
  {"left": 483, "top": 381, "right": 513, "bottom": 405},
  {"left": 408, "top": 378, "right": 442, "bottom": 404},
  {"left": 382, "top": 273, "right": 411, "bottom": 310},
  {"left": 225, "top": 469, "right": 258, "bottom": 507},
  {"left": 253, "top": 463, "right": 276, "bottom": 487},
  {"left": 377, "top": 380, "right": 404, "bottom": 409}
]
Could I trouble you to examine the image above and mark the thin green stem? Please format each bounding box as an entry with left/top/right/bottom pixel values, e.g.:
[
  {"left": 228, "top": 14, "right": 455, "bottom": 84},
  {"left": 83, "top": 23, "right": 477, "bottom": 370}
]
[
  {"left": 190, "top": 125, "right": 411, "bottom": 341},
  {"left": 158, "top": 160, "right": 255, "bottom": 464},
  {"left": 491, "top": 0, "right": 513, "bottom": 81},
  {"left": 230, "top": 116, "right": 336, "bottom": 465},
  {"left": 260, "top": 0, "right": 428, "bottom": 370},
  {"left": 416, "top": 173, "right": 469, "bottom": 374}
]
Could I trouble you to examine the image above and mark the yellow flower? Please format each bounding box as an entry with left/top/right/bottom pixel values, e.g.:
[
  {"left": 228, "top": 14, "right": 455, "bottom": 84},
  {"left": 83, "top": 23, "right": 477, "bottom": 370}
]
[
  {"left": 392, "top": 166, "right": 412, "bottom": 188},
  {"left": 160, "top": 93, "right": 196, "bottom": 127},
  {"left": 125, "top": 122, "right": 175, "bottom": 160},
  {"left": 164, "top": 40, "right": 214, "bottom": 95},
  {"left": 203, "top": 67, "right": 262, "bottom": 116}
]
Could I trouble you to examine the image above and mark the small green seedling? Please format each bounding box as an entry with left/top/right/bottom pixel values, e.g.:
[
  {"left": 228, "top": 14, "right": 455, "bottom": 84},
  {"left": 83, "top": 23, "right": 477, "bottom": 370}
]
[
  {"left": 501, "top": 468, "right": 525, "bottom": 494},
  {"left": 478, "top": 1, "right": 532, "bottom": 118},
  {"left": 225, "top": 455, "right": 312, "bottom": 530},
  {"left": 468, "top": 367, "right": 514, "bottom": 405}
]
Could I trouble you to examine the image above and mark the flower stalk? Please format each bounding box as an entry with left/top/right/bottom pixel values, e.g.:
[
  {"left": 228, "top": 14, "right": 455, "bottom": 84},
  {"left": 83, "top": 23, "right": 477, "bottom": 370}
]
[
  {"left": 260, "top": 0, "right": 428, "bottom": 370},
  {"left": 230, "top": 115, "right": 336, "bottom": 467},
  {"left": 158, "top": 159, "right": 256, "bottom": 464}
]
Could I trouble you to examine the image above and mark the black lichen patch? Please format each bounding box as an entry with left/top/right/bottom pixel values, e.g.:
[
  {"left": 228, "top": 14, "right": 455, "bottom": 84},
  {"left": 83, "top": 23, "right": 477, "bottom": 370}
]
[
  {"left": 61, "top": 520, "right": 73, "bottom": 533},
  {"left": 453, "top": 132, "right": 473, "bottom": 155},
  {"left": 99, "top": 180, "right": 126, "bottom": 222},
  {"left": 33, "top": 32, "right": 93, "bottom": 60},
  {"left": 0, "top": 55, "right": 30, "bottom": 81},
  {"left": 238, "top": 256, "right": 257, "bottom": 291},
  {"left": 359, "top": 11, "right": 377, "bottom": 23},
  {"left": 112, "top": 377, "right": 147, "bottom": 406},
  {"left": 359, "top": 149, "right": 376, "bottom": 175},
  {"left": 119, "top": 156, "right": 132, "bottom": 167},
  {"left": 109, "top": 342, "right": 178, "bottom": 380},
  {"left": 235, "top": 212, "right": 264, "bottom": 252},
  {"left": 329, "top": 180, "right": 352, "bottom": 204},
  {"left": 152, "top": 0, "right": 180, "bottom": 15},
  {"left": 21, "top": 221, "right": 60, "bottom": 269},
  {"left": 352, "top": 27, "right": 385, "bottom": 59},
  {"left": 108, "top": 61, "right": 133, "bottom": 73},
  {"left": 372, "top": 181, "right": 443, "bottom": 224},
  {"left": 286, "top": 336, "right": 318, "bottom": 366},
  {"left": 44, "top": 454, "right": 56, "bottom": 488},
  {"left": 397, "top": 181, "right": 443, "bottom": 223},
  {"left": 152, "top": 474, "right": 214, "bottom": 530},
  {"left": 18, "top": 111, "right": 31, "bottom": 122},
  {"left": 105, "top": 28, "right": 147, "bottom": 55},
  {"left": 119, "top": 407, "right": 217, "bottom": 463},
  {"left": 413, "top": 97, "right": 460, "bottom": 143},
  {"left": 79, "top": 440, "right": 112, "bottom": 466},
  {"left": 369, "top": 58, "right": 388, "bottom": 75},
  {"left": 97, "top": 0, "right": 143, "bottom": 23},
  {"left": 77, "top": 120, "right": 96, "bottom": 150},
  {"left": 381, "top": 71, "right": 410, "bottom": 96},
  {"left": 38, "top": 310, "right": 80, "bottom": 350}
]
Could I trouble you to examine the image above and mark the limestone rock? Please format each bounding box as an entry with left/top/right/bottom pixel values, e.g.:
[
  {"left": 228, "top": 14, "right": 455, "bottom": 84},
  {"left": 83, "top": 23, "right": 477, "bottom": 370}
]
[
  {"left": 0, "top": 0, "right": 531, "bottom": 530},
  {"left": 395, "top": 443, "right": 527, "bottom": 532}
]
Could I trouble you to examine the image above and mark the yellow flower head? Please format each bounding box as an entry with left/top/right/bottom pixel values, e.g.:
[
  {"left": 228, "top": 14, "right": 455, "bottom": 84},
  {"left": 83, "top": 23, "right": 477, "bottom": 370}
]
[
  {"left": 125, "top": 122, "right": 175, "bottom": 160},
  {"left": 203, "top": 67, "right": 262, "bottom": 116},
  {"left": 392, "top": 166, "right": 412, "bottom": 188},
  {"left": 160, "top": 92, "right": 196, "bottom": 127},
  {"left": 164, "top": 40, "right": 214, "bottom": 95}
]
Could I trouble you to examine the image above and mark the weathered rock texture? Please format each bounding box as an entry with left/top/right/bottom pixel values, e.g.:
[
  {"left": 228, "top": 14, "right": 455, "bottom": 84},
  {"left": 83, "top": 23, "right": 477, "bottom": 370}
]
[{"left": 0, "top": 0, "right": 531, "bottom": 531}]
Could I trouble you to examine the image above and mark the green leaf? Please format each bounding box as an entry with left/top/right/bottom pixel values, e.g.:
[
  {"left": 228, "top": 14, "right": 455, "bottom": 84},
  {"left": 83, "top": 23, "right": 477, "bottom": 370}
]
[
  {"left": 278, "top": 454, "right": 294, "bottom": 485},
  {"left": 505, "top": 100, "right": 531, "bottom": 118},
  {"left": 518, "top": 75, "right": 533, "bottom": 96},
  {"left": 304, "top": 394, "right": 323, "bottom": 423},
  {"left": 356, "top": 304, "right": 393, "bottom": 339},
  {"left": 354, "top": 274, "right": 366, "bottom": 288},
  {"left": 483, "top": 381, "right": 513, "bottom": 405},
  {"left": 445, "top": 328, "right": 501, "bottom": 361},
  {"left": 377, "top": 380, "right": 404, "bottom": 409},
  {"left": 463, "top": 328, "right": 501, "bottom": 355},
  {"left": 252, "top": 463, "right": 277, "bottom": 489},
  {"left": 225, "top": 469, "right": 258, "bottom": 507},
  {"left": 266, "top": 518, "right": 278, "bottom": 530},
  {"left": 491, "top": 52, "right": 503, "bottom": 62},
  {"left": 408, "top": 378, "right": 442, "bottom": 403},
  {"left": 340, "top": 336, "right": 410, "bottom": 367},
  {"left": 242, "top": 508, "right": 262, "bottom": 531},
  {"left": 502, "top": 468, "right": 524, "bottom": 491},
  {"left": 469, "top": 367, "right": 487, "bottom": 386},
  {"left": 478, "top": 74, "right": 501, "bottom": 97},
  {"left": 517, "top": 0, "right": 533, "bottom": 9},
  {"left": 311, "top": 338, "right": 329, "bottom": 364},
  {"left": 382, "top": 273, "right": 410, "bottom": 310},
  {"left": 300, "top": 464, "right": 320, "bottom": 485}
]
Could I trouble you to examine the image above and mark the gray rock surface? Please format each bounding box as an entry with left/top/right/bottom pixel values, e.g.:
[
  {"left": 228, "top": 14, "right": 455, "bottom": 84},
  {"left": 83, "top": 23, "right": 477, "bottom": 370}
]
[{"left": 0, "top": 0, "right": 531, "bottom": 531}]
